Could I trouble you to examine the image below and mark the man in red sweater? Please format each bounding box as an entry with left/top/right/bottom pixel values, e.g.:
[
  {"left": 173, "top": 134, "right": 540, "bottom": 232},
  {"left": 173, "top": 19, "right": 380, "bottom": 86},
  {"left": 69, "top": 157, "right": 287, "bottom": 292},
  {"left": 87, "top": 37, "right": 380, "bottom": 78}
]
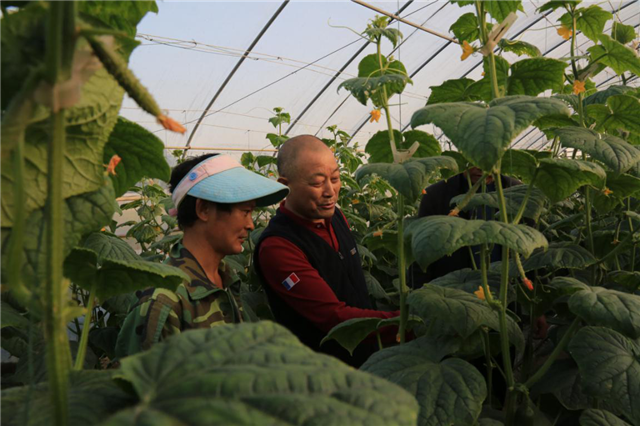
[{"left": 254, "top": 135, "right": 401, "bottom": 367}]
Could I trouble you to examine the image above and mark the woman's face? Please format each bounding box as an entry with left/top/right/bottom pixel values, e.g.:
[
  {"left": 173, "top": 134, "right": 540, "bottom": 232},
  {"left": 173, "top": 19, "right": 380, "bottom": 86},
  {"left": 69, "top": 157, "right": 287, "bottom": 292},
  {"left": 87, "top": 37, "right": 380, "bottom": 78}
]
[{"left": 205, "top": 200, "right": 256, "bottom": 255}]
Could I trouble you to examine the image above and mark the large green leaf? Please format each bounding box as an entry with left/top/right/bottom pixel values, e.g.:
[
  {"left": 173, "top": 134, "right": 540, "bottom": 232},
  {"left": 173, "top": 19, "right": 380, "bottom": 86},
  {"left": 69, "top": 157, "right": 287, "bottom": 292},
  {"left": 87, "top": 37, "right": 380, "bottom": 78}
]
[
  {"left": 355, "top": 156, "right": 458, "bottom": 203},
  {"left": 569, "top": 326, "right": 640, "bottom": 425},
  {"left": 568, "top": 286, "right": 640, "bottom": 338},
  {"left": 485, "top": 0, "right": 522, "bottom": 22},
  {"left": 535, "top": 158, "right": 606, "bottom": 203},
  {"left": 520, "top": 243, "right": 596, "bottom": 273},
  {"left": 449, "top": 13, "right": 479, "bottom": 43},
  {"left": 611, "top": 22, "right": 636, "bottom": 45},
  {"left": 537, "top": 1, "right": 581, "bottom": 13},
  {"left": 1, "top": 301, "right": 29, "bottom": 330},
  {"left": 464, "top": 56, "right": 510, "bottom": 102},
  {"left": 588, "top": 35, "right": 640, "bottom": 76},
  {"left": 411, "top": 96, "right": 569, "bottom": 172},
  {"left": 406, "top": 216, "right": 548, "bottom": 269},
  {"left": 0, "top": 370, "right": 136, "bottom": 426},
  {"left": 408, "top": 285, "right": 524, "bottom": 350},
  {"left": 1, "top": 182, "right": 117, "bottom": 291},
  {"left": 106, "top": 322, "right": 419, "bottom": 426},
  {"left": 575, "top": 5, "right": 612, "bottom": 42},
  {"left": 1, "top": 67, "right": 124, "bottom": 228},
  {"left": 580, "top": 409, "right": 631, "bottom": 426},
  {"left": 427, "top": 78, "right": 475, "bottom": 105},
  {"left": 451, "top": 184, "right": 547, "bottom": 221},
  {"left": 593, "top": 172, "right": 640, "bottom": 213},
  {"left": 429, "top": 268, "right": 514, "bottom": 303},
  {"left": 77, "top": 1, "right": 157, "bottom": 38},
  {"left": 507, "top": 58, "right": 566, "bottom": 96},
  {"left": 338, "top": 54, "right": 411, "bottom": 107},
  {"left": 501, "top": 149, "right": 539, "bottom": 182},
  {"left": 589, "top": 95, "right": 640, "bottom": 135},
  {"left": 360, "top": 335, "right": 486, "bottom": 426},
  {"left": 532, "top": 359, "right": 590, "bottom": 410},
  {"left": 320, "top": 317, "right": 382, "bottom": 356},
  {"left": 584, "top": 85, "right": 636, "bottom": 106},
  {"left": 64, "top": 240, "right": 188, "bottom": 300},
  {"left": 498, "top": 39, "right": 541, "bottom": 57},
  {"left": 365, "top": 129, "right": 441, "bottom": 164},
  {"left": 321, "top": 316, "right": 422, "bottom": 355},
  {"left": 554, "top": 127, "right": 640, "bottom": 174},
  {"left": 103, "top": 117, "right": 171, "bottom": 198}
]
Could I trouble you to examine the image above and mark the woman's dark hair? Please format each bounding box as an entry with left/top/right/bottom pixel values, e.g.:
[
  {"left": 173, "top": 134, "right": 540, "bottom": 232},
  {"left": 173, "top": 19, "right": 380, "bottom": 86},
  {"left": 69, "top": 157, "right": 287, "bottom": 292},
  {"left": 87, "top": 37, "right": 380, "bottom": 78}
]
[{"left": 169, "top": 154, "right": 232, "bottom": 229}]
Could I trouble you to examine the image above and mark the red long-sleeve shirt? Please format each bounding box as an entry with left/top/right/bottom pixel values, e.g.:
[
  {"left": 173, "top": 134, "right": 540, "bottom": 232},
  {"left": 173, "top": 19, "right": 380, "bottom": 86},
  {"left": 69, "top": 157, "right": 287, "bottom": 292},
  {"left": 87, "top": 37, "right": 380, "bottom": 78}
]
[{"left": 258, "top": 202, "right": 400, "bottom": 338}]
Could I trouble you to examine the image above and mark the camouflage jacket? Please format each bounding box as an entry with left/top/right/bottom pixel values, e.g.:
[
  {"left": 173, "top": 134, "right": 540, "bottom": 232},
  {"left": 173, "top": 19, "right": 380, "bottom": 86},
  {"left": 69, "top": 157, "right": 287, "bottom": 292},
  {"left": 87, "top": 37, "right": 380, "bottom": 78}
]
[{"left": 115, "top": 242, "right": 243, "bottom": 358}]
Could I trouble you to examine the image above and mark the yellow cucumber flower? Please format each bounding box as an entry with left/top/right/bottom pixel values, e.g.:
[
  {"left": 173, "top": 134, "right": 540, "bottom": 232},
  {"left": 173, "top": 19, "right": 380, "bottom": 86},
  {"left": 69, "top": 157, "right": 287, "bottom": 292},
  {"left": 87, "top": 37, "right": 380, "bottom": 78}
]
[
  {"left": 573, "top": 80, "right": 586, "bottom": 95},
  {"left": 369, "top": 109, "right": 382, "bottom": 123},
  {"left": 557, "top": 25, "right": 573, "bottom": 40},
  {"left": 461, "top": 40, "right": 474, "bottom": 61}
]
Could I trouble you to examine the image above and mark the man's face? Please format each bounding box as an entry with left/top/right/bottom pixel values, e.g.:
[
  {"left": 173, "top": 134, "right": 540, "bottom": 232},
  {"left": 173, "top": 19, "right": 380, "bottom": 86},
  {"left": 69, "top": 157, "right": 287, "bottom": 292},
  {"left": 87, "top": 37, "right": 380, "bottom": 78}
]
[
  {"left": 205, "top": 200, "right": 256, "bottom": 255},
  {"left": 466, "top": 167, "right": 494, "bottom": 185},
  {"left": 280, "top": 148, "right": 341, "bottom": 222}
]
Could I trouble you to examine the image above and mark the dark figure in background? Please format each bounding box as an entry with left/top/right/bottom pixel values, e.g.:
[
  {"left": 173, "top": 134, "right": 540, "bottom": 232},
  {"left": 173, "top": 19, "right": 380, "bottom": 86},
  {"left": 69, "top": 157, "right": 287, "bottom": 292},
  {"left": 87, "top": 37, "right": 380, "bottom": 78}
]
[
  {"left": 254, "top": 135, "right": 403, "bottom": 367},
  {"left": 408, "top": 167, "right": 522, "bottom": 288}
]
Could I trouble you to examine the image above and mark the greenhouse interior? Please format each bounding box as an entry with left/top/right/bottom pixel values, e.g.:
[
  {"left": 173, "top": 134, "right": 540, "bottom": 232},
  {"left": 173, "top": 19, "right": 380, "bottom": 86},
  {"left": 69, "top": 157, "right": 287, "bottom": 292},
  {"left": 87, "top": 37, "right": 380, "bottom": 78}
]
[{"left": 1, "top": 0, "right": 640, "bottom": 425}]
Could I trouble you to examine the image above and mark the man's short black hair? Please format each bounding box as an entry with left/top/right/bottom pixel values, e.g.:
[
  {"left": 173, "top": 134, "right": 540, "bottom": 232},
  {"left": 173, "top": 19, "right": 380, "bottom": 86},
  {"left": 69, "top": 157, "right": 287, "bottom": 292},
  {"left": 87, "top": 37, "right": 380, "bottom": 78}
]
[{"left": 169, "top": 154, "right": 231, "bottom": 229}]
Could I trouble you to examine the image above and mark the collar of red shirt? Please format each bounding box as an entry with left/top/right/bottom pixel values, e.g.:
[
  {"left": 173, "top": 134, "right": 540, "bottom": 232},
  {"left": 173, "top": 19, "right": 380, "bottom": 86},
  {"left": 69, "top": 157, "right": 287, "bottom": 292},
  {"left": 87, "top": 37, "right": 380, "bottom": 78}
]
[{"left": 279, "top": 201, "right": 332, "bottom": 231}]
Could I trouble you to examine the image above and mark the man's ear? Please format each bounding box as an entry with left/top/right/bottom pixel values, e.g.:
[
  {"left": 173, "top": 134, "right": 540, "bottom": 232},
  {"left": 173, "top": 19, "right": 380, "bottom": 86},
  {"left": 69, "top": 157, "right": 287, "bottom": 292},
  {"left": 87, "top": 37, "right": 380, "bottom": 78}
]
[
  {"left": 195, "top": 198, "right": 212, "bottom": 222},
  {"left": 277, "top": 176, "right": 289, "bottom": 187}
]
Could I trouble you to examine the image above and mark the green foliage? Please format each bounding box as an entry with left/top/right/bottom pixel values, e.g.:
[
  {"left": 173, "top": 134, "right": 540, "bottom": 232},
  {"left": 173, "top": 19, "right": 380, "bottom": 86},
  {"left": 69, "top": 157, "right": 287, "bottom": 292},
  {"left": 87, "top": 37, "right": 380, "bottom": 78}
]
[
  {"left": 568, "top": 286, "right": 640, "bottom": 338},
  {"left": 355, "top": 156, "right": 458, "bottom": 203},
  {"left": 534, "top": 158, "right": 606, "bottom": 203},
  {"left": 484, "top": 0, "right": 523, "bottom": 22},
  {"left": 451, "top": 184, "right": 547, "bottom": 221},
  {"left": 588, "top": 95, "right": 640, "bottom": 135},
  {"left": 365, "top": 129, "right": 441, "bottom": 163},
  {"left": 63, "top": 232, "right": 189, "bottom": 300},
  {"left": 2, "top": 182, "right": 117, "bottom": 293},
  {"left": 574, "top": 5, "right": 613, "bottom": 42},
  {"left": 537, "top": 1, "right": 581, "bottom": 13},
  {"left": 406, "top": 217, "right": 548, "bottom": 269},
  {"left": 363, "top": 16, "right": 403, "bottom": 48},
  {"left": 507, "top": 58, "right": 566, "bottom": 96},
  {"left": 517, "top": 243, "right": 597, "bottom": 273},
  {"left": 0, "top": 370, "right": 136, "bottom": 426},
  {"left": 580, "top": 409, "right": 631, "bottom": 426},
  {"left": 339, "top": 54, "right": 411, "bottom": 107},
  {"left": 427, "top": 78, "right": 476, "bottom": 105},
  {"left": 588, "top": 35, "right": 640, "bottom": 76},
  {"left": 1, "top": 67, "right": 124, "bottom": 228},
  {"left": 108, "top": 322, "right": 419, "bottom": 425},
  {"left": 103, "top": 117, "right": 170, "bottom": 198},
  {"left": 450, "top": 13, "right": 480, "bottom": 43},
  {"left": 498, "top": 39, "right": 541, "bottom": 57},
  {"left": 361, "top": 335, "right": 487, "bottom": 426},
  {"left": 570, "top": 327, "right": 640, "bottom": 424},
  {"left": 411, "top": 96, "right": 569, "bottom": 172},
  {"left": 611, "top": 22, "right": 636, "bottom": 45},
  {"left": 554, "top": 127, "right": 640, "bottom": 174}
]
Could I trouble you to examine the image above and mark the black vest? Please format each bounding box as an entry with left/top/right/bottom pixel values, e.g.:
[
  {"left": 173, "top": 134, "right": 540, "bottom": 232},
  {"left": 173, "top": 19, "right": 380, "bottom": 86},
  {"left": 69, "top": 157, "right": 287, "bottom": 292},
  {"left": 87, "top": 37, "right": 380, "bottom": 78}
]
[{"left": 254, "top": 208, "right": 375, "bottom": 367}]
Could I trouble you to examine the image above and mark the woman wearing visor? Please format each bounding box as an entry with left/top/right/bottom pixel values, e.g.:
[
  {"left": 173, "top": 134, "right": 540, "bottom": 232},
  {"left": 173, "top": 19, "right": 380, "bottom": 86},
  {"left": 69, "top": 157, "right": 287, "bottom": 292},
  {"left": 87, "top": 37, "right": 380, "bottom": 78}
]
[{"left": 115, "top": 154, "right": 289, "bottom": 357}]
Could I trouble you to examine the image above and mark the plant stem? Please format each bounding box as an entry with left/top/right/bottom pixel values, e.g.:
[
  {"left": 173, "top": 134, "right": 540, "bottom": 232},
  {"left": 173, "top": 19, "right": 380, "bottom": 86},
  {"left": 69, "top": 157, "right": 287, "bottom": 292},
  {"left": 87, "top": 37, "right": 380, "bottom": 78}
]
[
  {"left": 584, "top": 187, "right": 595, "bottom": 255},
  {"left": 397, "top": 194, "right": 409, "bottom": 344},
  {"left": 628, "top": 198, "right": 636, "bottom": 272},
  {"left": 524, "top": 318, "right": 581, "bottom": 388},
  {"left": 482, "top": 329, "right": 494, "bottom": 406},
  {"left": 570, "top": 9, "right": 579, "bottom": 79},
  {"left": 513, "top": 170, "right": 538, "bottom": 225},
  {"left": 74, "top": 281, "right": 97, "bottom": 370},
  {"left": 43, "top": 3, "right": 76, "bottom": 425},
  {"left": 376, "top": 331, "right": 384, "bottom": 351},
  {"left": 495, "top": 168, "right": 517, "bottom": 424}
]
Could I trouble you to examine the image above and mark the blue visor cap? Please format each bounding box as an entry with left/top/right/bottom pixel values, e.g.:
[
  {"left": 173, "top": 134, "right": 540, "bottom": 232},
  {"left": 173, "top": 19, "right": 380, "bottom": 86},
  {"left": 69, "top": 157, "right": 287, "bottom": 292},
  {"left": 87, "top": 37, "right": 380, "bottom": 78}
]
[{"left": 187, "top": 167, "right": 289, "bottom": 207}]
